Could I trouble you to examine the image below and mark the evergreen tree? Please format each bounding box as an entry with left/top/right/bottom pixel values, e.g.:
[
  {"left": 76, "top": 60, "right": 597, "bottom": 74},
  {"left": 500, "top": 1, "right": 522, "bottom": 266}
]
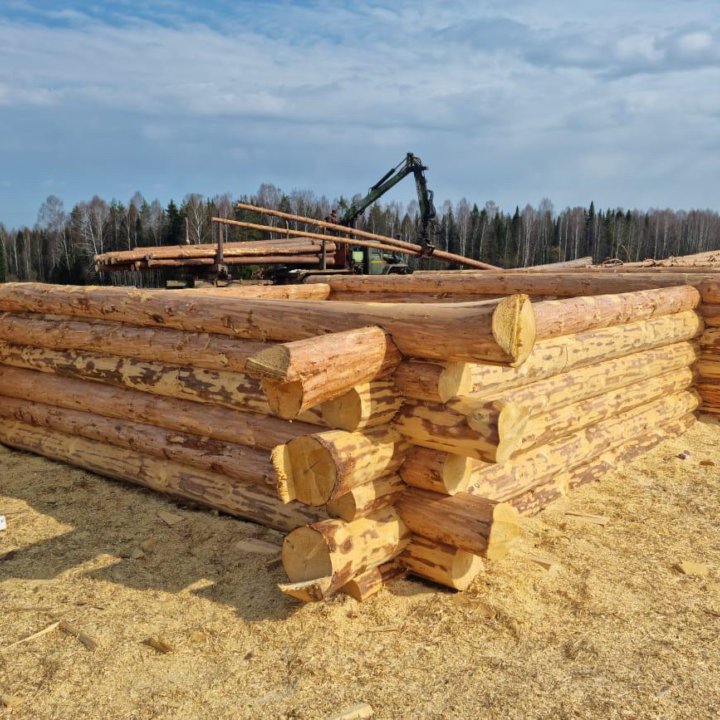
[
  {"left": 0, "top": 237, "right": 6, "bottom": 282},
  {"left": 164, "top": 200, "right": 184, "bottom": 245}
]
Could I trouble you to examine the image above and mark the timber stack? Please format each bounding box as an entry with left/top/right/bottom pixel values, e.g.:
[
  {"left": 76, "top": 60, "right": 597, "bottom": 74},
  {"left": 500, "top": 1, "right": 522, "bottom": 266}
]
[{"left": 0, "top": 267, "right": 716, "bottom": 603}]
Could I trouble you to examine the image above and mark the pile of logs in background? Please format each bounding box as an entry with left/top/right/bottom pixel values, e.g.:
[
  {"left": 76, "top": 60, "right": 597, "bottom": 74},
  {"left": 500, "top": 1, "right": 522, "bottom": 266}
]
[{"left": 0, "top": 268, "right": 717, "bottom": 602}]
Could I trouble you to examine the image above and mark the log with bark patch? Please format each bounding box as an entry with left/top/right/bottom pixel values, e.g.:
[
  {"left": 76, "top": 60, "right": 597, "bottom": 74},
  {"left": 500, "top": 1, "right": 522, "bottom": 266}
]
[
  {"left": 340, "top": 561, "right": 407, "bottom": 602},
  {"left": 325, "top": 475, "right": 405, "bottom": 522},
  {"left": 0, "top": 420, "right": 323, "bottom": 532},
  {"left": 399, "top": 536, "right": 483, "bottom": 590},
  {"left": 0, "top": 284, "right": 536, "bottom": 364}
]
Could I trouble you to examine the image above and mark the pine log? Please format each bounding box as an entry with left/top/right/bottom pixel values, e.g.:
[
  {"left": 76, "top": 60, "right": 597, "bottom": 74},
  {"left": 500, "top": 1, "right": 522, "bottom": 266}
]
[
  {"left": 697, "top": 281, "right": 720, "bottom": 304},
  {"left": 272, "top": 427, "right": 408, "bottom": 505},
  {"left": 0, "top": 366, "right": 316, "bottom": 450},
  {"left": 0, "top": 421, "right": 323, "bottom": 531},
  {"left": 245, "top": 327, "right": 401, "bottom": 418},
  {"left": 142, "top": 255, "right": 330, "bottom": 268},
  {"left": 315, "top": 271, "right": 718, "bottom": 298},
  {"left": 0, "top": 396, "right": 275, "bottom": 487},
  {"left": 519, "top": 367, "right": 695, "bottom": 451},
  {"left": 525, "top": 257, "right": 594, "bottom": 271},
  {"left": 509, "top": 413, "right": 697, "bottom": 515},
  {"left": 468, "top": 390, "right": 700, "bottom": 501},
  {"left": 0, "top": 313, "right": 268, "bottom": 373},
  {"left": 399, "top": 536, "right": 483, "bottom": 590},
  {"left": 0, "top": 342, "right": 270, "bottom": 414},
  {"left": 532, "top": 286, "right": 700, "bottom": 339},
  {"left": 697, "top": 380, "right": 720, "bottom": 409},
  {"left": 328, "top": 292, "right": 505, "bottom": 304},
  {"left": 281, "top": 507, "right": 410, "bottom": 597},
  {"left": 395, "top": 311, "right": 702, "bottom": 404},
  {"left": 0, "top": 284, "right": 535, "bottom": 364},
  {"left": 467, "top": 310, "right": 703, "bottom": 398},
  {"left": 392, "top": 397, "right": 530, "bottom": 461},
  {"left": 325, "top": 475, "right": 405, "bottom": 521},
  {"left": 399, "top": 447, "right": 474, "bottom": 495},
  {"left": 319, "top": 381, "right": 402, "bottom": 431},
  {"left": 696, "top": 355, "right": 720, "bottom": 380},
  {"left": 700, "top": 328, "right": 720, "bottom": 352},
  {"left": 340, "top": 561, "right": 407, "bottom": 601},
  {"left": 395, "top": 489, "right": 520, "bottom": 559},
  {"left": 475, "top": 341, "right": 698, "bottom": 415}
]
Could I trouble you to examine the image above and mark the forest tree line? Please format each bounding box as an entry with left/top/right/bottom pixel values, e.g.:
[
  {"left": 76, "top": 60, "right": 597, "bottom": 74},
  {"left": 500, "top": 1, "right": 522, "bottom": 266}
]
[{"left": 1, "top": 184, "right": 719, "bottom": 285}]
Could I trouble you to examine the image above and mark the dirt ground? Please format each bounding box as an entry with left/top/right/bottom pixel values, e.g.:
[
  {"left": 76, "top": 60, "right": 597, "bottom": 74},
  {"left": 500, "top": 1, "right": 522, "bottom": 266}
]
[{"left": 1, "top": 417, "right": 719, "bottom": 720}]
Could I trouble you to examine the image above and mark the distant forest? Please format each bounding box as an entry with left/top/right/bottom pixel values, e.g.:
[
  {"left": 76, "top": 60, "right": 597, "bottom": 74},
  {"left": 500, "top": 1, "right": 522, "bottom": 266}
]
[{"left": 1, "top": 184, "right": 720, "bottom": 285}]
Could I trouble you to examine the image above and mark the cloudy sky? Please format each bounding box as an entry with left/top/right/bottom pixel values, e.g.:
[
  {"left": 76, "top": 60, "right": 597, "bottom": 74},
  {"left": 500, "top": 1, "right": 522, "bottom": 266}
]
[{"left": 1, "top": 0, "right": 719, "bottom": 227}]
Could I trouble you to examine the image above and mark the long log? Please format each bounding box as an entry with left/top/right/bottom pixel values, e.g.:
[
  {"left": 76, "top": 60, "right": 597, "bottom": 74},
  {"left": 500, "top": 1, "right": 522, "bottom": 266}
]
[
  {"left": 519, "top": 367, "right": 695, "bottom": 451},
  {"left": 245, "top": 327, "right": 401, "bottom": 418},
  {"left": 309, "top": 271, "right": 720, "bottom": 300},
  {"left": 0, "top": 397, "right": 274, "bottom": 487},
  {"left": 0, "top": 421, "right": 323, "bottom": 532},
  {"left": 532, "top": 286, "right": 700, "bottom": 339},
  {"left": 0, "top": 342, "right": 270, "bottom": 414},
  {"left": 271, "top": 427, "right": 408, "bottom": 505},
  {"left": 394, "top": 310, "right": 703, "bottom": 403},
  {"left": 325, "top": 475, "right": 405, "bottom": 522},
  {"left": 399, "top": 447, "right": 474, "bottom": 495},
  {"left": 525, "top": 257, "right": 594, "bottom": 271},
  {"left": 328, "top": 292, "right": 505, "bottom": 304},
  {"left": 392, "top": 397, "right": 530, "bottom": 461},
  {"left": 340, "top": 561, "right": 407, "bottom": 602},
  {"left": 509, "top": 413, "right": 696, "bottom": 515},
  {"left": 319, "top": 381, "right": 402, "bottom": 432},
  {"left": 0, "top": 313, "right": 269, "bottom": 373},
  {"left": 399, "top": 536, "right": 483, "bottom": 590},
  {"left": 468, "top": 391, "right": 700, "bottom": 501},
  {"left": 0, "top": 366, "right": 316, "bottom": 450},
  {"left": 395, "top": 489, "right": 520, "bottom": 559},
  {"left": 0, "top": 284, "right": 536, "bottom": 364},
  {"left": 145, "top": 254, "right": 331, "bottom": 268},
  {"left": 281, "top": 507, "right": 410, "bottom": 597},
  {"left": 233, "top": 204, "right": 500, "bottom": 270}
]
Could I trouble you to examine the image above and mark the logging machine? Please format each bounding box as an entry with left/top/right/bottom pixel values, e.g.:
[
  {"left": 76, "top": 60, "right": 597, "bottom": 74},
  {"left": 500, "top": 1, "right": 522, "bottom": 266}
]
[{"left": 334, "top": 152, "right": 438, "bottom": 275}]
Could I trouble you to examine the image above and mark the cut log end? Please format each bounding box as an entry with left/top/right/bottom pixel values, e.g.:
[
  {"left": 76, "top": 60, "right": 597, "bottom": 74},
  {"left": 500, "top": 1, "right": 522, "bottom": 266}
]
[
  {"left": 270, "top": 444, "right": 295, "bottom": 503},
  {"left": 438, "top": 362, "right": 474, "bottom": 403},
  {"left": 281, "top": 527, "right": 333, "bottom": 584},
  {"left": 491, "top": 294, "right": 536, "bottom": 366},
  {"left": 262, "top": 379, "right": 304, "bottom": 419},
  {"left": 485, "top": 503, "right": 522, "bottom": 560},
  {"left": 282, "top": 435, "right": 337, "bottom": 505},
  {"left": 401, "top": 538, "right": 483, "bottom": 590},
  {"left": 245, "top": 344, "right": 292, "bottom": 381},
  {"left": 278, "top": 577, "right": 333, "bottom": 603}
]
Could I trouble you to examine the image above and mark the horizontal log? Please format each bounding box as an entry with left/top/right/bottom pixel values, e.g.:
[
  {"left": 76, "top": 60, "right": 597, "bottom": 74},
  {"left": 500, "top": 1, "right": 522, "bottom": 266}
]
[
  {"left": 340, "top": 561, "right": 406, "bottom": 602},
  {"left": 325, "top": 475, "right": 405, "bottom": 522},
  {"left": 532, "top": 286, "right": 700, "bottom": 339},
  {"left": 0, "top": 366, "right": 315, "bottom": 450},
  {"left": 0, "top": 397, "right": 275, "bottom": 487},
  {"left": 325, "top": 271, "right": 719, "bottom": 299},
  {"left": 0, "top": 284, "right": 535, "bottom": 364},
  {"left": 319, "top": 381, "right": 402, "bottom": 432},
  {"left": 399, "top": 447, "right": 474, "bottom": 495},
  {"left": 519, "top": 367, "right": 695, "bottom": 451},
  {"left": 0, "top": 421, "right": 323, "bottom": 532},
  {"left": 468, "top": 390, "right": 700, "bottom": 501},
  {"left": 246, "top": 327, "right": 401, "bottom": 418},
  {"left": 0, "top": 342, "right": 270, "bottom": 414},
  {"left": 328, "top": 291, "right": 505, "bottom": 304},
  {"left": 476, "top": 341, "right": 698, "bottom": 416},
  {"left": 696, "top": 355, "right": 720, "bottom": 380},
  {"left": 699, "top": 328, "right": 720, "bottom": 352},
  {"left": 396, "top": 311, "right": 702, "bottom": 404},
  {"left": 395, "top": 489, "right": 520, "bottom": 559},
  {"left": 0, "top": 313, "right": 268, "bottom": 374},
  {"left": 281, "top": 507, "right": 410, "bottom": 597},
  {"left": 392, "top": 397, "right": 530, "bottom": 462},
  {"left": 697, "top": 380, "right": 720, "bottom": 407},
  {"left": 697, "top": 281, "right": 720, "bottom": 304},
  {"left": 510, "top": 413, "right": 697, "bottom": 515},
  {"left": 141, "top": 254, "right": 330, "bottom": 268},
  {"left": 399, "top": 536, "right": 483, "bottom": 590},
  {"left": 468, "top": 310, "right": 703, "bottom": 399},
  {"left": 700, "top": 304, "right": 720, "bottom": 327},
  {"left": 525, "top": 257, "right": 594, "bottom": 271},
  {"left": 272, "top": 427, "right": 408, "bottom": 505}
]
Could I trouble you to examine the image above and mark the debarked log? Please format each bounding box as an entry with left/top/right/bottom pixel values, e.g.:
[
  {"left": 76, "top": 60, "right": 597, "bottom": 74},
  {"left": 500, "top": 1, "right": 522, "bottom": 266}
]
[
  {"left": 0, "top": 420, "right": 323, "bottom": 532},
  {"left": 399, "top": 536, "right": 483, "bottom": 590},
  {"left": 245, "top": 327, "right": 401, "bottom": 418}
]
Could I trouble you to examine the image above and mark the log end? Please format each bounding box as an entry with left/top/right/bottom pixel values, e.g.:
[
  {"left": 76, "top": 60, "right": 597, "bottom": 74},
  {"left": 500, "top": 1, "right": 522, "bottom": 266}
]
[
  {"left": 270, "top": 444, "right": 296, "bottom": 503},
  {"left": 442, "top": 454, "right": 475, "bottom": 495},
  {"left": 438, "top": 362, "right": 474, "bottom": 403},
  {"left": 485, "top": 503, "right": 522, "bottom": 560},
  {"left": 278, "top": 577, "right": 333, "bottom": 603},
  {"left": 283, "top": 435, "right": 337, "bottom": 506},
  {"left": 491, "top": 294, "right": 536, "bottom": 366},
  {"left": 320, "top": 388, "right": 362, "bottom": 431},
  {"left": 325, "top": 492, "right": 358, "bottom": 522},
  {"left": 282, "top": 526, "right": 333, "bottom": 585},
  {"left": 262, "top": 379, "right": 305, "bottom": 419},
  {"left": 245, "top": 344, "right": 293, "bottom": 381}
]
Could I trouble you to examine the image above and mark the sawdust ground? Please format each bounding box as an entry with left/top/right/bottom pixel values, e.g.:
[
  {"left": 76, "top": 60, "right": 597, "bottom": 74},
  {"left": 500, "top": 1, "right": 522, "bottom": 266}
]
[{"left": 1, "top": 417, "right": 719, "bottom": 720}]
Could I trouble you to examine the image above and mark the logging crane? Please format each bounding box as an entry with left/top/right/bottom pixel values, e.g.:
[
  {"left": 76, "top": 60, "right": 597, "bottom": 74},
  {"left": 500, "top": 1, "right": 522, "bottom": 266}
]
[{"left": 333, "top": 152, "right": 438, "bottom": 275}]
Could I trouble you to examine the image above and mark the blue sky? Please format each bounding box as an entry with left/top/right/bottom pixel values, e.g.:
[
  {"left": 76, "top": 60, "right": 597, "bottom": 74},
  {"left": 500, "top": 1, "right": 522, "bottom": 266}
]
[{"left": 1, "top": 0, "right": 719, "bottom": 227}]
